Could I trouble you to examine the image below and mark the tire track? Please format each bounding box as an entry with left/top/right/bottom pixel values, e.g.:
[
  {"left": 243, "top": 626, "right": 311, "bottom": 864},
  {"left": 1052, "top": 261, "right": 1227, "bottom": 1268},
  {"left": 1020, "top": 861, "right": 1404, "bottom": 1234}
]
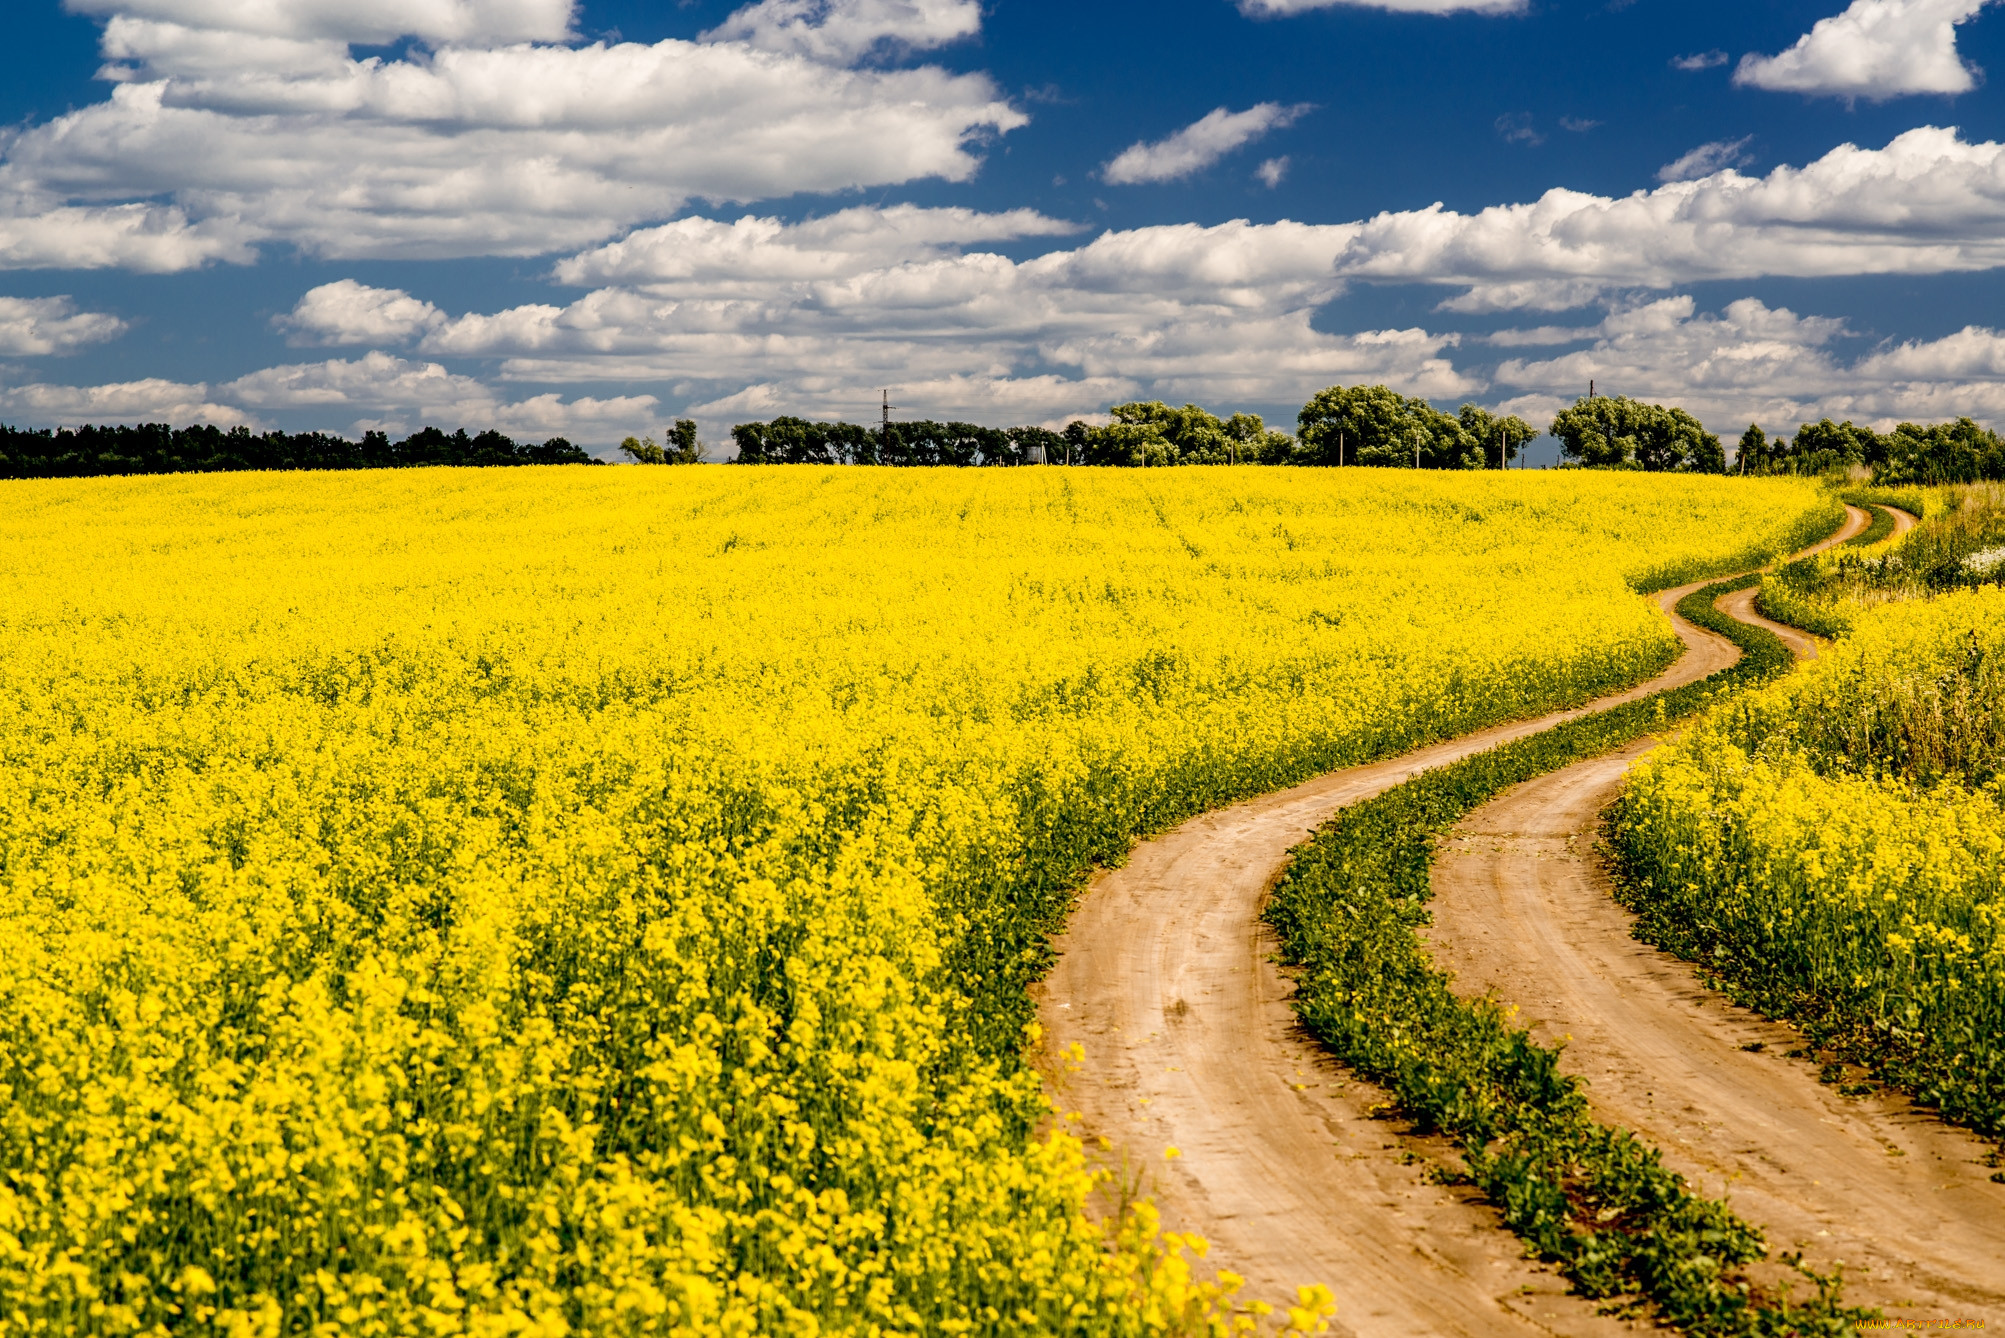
[
  {"left": 1425, "top": 503, "right": 2005, "bottom": 1326},
  {"left": 1037, "top": 507, "right": 1871, "bottom": 1335}
]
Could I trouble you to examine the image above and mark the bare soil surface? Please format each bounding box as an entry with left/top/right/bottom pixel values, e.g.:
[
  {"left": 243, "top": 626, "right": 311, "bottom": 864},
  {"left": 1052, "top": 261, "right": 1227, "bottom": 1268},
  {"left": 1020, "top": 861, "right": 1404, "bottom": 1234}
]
[
  {"left": 1426, "top": 503, "right": 2005, "bottom": 1327},
  {"left": 1037, "top": 508, "right": 1871, "bottom": 1335}
]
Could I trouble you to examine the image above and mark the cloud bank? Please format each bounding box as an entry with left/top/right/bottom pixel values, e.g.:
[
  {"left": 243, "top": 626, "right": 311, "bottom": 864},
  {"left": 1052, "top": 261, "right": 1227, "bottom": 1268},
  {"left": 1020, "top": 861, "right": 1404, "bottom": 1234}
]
[
  {"left": 1337, "top": 127, "right": 2005, "bottom": 309},
  {"left": 0, "top": 0, "right": 1023, "bottom": 269}
]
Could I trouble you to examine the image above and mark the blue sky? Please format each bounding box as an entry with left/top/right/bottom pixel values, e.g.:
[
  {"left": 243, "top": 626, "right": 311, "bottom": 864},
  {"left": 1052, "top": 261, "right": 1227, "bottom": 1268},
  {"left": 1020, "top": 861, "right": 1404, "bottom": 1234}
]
[{"left": 7, "top": 0, "right": 2005, "bottom": 460}]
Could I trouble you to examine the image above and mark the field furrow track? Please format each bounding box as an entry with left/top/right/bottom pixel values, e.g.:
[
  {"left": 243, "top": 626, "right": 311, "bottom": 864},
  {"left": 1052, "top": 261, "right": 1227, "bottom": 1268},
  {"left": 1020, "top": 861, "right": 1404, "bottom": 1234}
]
[
  {"left": 1036, "top": 505, "right": 1924, "bottom": 1336},
  {"left": 1425, "top": 503, "right": 2005, "bottom": 1326}
]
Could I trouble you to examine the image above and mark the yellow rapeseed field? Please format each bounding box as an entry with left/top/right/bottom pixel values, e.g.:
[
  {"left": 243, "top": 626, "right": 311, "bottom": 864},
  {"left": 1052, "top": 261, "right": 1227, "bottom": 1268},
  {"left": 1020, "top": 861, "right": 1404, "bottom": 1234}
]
[{"left": 0, "top": 465, "right": 1830, "bottom": 1336}]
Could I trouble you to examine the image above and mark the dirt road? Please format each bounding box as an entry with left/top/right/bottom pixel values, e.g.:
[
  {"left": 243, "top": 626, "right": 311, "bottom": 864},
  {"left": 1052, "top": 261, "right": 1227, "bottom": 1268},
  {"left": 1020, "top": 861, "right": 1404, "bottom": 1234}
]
[
  {"left": 1717, "top": 503, "right": 1919, "bottom": 661},
  {"left": 1037, "top": 507, "right": 1871, "bottom": 1335},
  {"left": 1426, "top": 502, "right": 2005, "bottom": 1326}
]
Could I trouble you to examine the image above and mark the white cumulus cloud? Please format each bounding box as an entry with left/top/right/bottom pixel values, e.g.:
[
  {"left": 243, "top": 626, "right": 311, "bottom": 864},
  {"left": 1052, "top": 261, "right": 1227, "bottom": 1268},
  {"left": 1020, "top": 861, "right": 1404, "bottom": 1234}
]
[
  {"left": 282, "top": 280, "right": 447, "bottom": 345},
  {"left": 291, "top": 210, "right": 1478, "bottom": 432},
  {"left": 0, "top": 376, "right": 249, "bottom": 426},
  {"left": 1102, "top": 103, "right": 1312, "bottom": 185},
  {"left": 1735, "top": 0, "right": 1996, "bottom": 100},
  {"left": 0, "top": 1, "right": 1023, "bottom": 269},
  {"left": 0, "top": 200, "right": 257, "bottom": 272},
  {"left": 1485, "top": 294, "right": 2005, "bottom": 432},
  {"left": 0, "top": 352, "right": 659, "bottom": 444},
  {"left": 0, "top": 296, "right": 129, "bottom": 355},
  {"left": 1336, "top": 127, "right": 2005, "bottom": 309},
  {"left": 700, "top": 0, "right": 981, "bottom": 62},
  {"left": 553, "top": 205, "right": 1079, "bottom": 289}
]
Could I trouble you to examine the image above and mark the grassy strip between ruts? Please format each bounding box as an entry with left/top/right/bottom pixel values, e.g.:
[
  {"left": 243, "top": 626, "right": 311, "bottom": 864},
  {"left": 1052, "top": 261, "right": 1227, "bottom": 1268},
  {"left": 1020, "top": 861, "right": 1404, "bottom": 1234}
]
[
  {"left": 1842, "top": 504, "right": 1897, "bottom": 548},
  {"left": 1841, "top": 485, "right": 1931, "bottom": 523},
  {"left": 1263, "top": 576, "right": 1874, "bottom": 1336}
]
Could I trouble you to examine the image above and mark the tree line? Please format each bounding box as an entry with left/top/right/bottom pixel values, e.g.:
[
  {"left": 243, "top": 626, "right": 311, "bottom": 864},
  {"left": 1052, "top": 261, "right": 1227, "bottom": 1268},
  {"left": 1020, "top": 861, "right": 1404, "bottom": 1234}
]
[
  {"left": 14, "top": 392, "right": 2005, "bottom": 484},
  {"left": 0, "top": 422, "right": 594, "bottom": 479},
  {"left": 712, "top": 395, "right": 1540, "bottom": 469},
  {"left": 1737, "top": 417, "right": 2005, "bottom": 485},
  {"left": 712, "top": 391, "right": 2001, "bottom": 482}
]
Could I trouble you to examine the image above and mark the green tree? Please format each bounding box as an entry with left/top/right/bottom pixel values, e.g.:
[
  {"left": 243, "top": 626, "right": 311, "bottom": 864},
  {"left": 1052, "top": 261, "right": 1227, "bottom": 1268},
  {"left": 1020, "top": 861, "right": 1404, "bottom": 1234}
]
[
  {"left": 1548, "top": 395, "right": 1723, "bottom": 472},
  {"left": 619, "top": 434, "right": 668, "bottom": 464},
  {"left": 1083, "top": 420, "right": 1174, "bottom": 466},
  {"left": 1661, "top": 407, "right": 1725, "bottom": 474},
  {"left": 1103, "top": 402, "right": 1230, "bottom": 463},
  {"left": 1456, "top": 404, "right": 1537, "bottom": 467},
  {"left": 667, "top": 419, "right": 707, "bottom": 464},
  {"left": 1221, "top": 412, "right": 1296, "bottom": 464},
  {"left": 1881, "top": 418, "right": 2005, "bottom": 484},
  {"left": 1736, "top": 424, "right": 1770, "bottom": 473},
  {"left": 1297, "top": 385, "right": 1478, "bottom": 468},
  {"left": 1790, "top": 418, "right": 1880, "bottom": 473}
]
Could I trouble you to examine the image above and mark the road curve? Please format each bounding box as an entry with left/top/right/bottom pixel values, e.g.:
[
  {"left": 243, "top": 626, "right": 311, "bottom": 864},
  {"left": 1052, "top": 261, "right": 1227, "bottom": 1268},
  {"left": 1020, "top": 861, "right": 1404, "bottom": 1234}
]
[
  {"left": 1425, "top": 502, "right": 2005, "bottom": 1325},
  {"left": 1718, "top": 503, "right": 1920, "bottom": 662},
  {"left": 1037, "top": 506, "right": 1871, "bottom": 1335}
]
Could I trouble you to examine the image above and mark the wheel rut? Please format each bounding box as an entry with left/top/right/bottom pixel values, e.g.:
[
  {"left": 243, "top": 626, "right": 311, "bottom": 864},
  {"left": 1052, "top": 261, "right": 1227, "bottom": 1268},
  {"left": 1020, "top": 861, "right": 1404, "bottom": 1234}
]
[
  {"left": 1425, "top": 502, "right": 2005, "bottom": 1326},
  {"left": 1035, "top": 505, "right": 1988, "bottom": 1334}
]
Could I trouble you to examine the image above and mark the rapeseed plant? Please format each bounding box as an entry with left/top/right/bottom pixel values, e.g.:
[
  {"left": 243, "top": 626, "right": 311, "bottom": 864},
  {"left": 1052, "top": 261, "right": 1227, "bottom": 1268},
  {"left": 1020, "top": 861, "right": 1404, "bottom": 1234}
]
[{"left": 0, "top": 465, "right": 1829, "bottom": 1333}]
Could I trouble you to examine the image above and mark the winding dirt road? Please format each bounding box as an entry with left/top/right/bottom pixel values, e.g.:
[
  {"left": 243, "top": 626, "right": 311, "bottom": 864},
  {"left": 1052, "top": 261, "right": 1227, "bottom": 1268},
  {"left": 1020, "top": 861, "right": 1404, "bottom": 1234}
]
[
  {"left": 1034, "top": 504, "right": 1989, "bottom": 1334},
  {"left": 1425, "top": 503, "right": 2005, "bottom": 1327}
]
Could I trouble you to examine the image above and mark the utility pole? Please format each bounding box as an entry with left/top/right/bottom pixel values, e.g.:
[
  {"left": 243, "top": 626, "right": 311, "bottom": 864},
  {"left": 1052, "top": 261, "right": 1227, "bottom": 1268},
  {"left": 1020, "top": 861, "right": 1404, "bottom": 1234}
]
[{"left": 1339, "top": 429, "right": 1344, "bottom": 466}]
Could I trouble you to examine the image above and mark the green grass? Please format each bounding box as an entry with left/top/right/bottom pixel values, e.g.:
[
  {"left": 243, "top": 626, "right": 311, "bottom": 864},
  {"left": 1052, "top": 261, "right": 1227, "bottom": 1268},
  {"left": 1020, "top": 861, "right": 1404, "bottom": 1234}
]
[{"left": 1843, "top": 505, "right": 1896, "bottom": 548}]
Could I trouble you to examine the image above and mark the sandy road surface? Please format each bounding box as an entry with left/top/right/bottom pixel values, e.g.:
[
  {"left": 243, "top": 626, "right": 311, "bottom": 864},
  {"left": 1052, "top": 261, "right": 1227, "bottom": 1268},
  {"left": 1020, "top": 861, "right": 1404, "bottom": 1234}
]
[
  {"left": 1426, "top": 502, "right": 2005, "bottom": 1325},
  {"left": 1037, "top": 507, "right": 1871, "bottom": 1335}
]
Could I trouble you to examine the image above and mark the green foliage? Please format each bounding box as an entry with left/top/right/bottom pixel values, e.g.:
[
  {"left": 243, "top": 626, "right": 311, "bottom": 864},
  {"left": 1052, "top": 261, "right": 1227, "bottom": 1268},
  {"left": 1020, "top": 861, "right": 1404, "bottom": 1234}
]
[
  {"left": 1740, "top": 418, "right": 2005, "bottom": 484},
  {"left": 1076, "top": 402, "right": 1294, "bottom": 465},
  {"left": 622, "top": 422, "right": 708, "bottom": 464},
  {"left": 0, "top": 422, "right": 596, "bottom": 477},
  {"left": 728, "top": 405, "right": 1294, "bottom": 468},
  {"left": 1879, "top": 418, "right": 2005, "bottom": 485},
  {"left": 1266, "top": 577, "right": 1869, "bottom": 1333},
  {"left": 1081, "top": 417, "right": 1175, "bottom": 467},
  {"left": 1737, "top": 425, "right": 1769, "bottom": 473},
  {"left": 1296, "top": 384, "right": 1481, "bottom": 468},
  {"left": 1844, "top": 484, "right": 1930, "bottom": 520},
  {"left": 1791, "top": 418, "right": 1879, "bottom": 473},
  {"left": 1456, "top": 403, "right": 1537, "bottom": 467},
  {"left": 1548, "top": 396, "right": 1724, "bottom": 473}
]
